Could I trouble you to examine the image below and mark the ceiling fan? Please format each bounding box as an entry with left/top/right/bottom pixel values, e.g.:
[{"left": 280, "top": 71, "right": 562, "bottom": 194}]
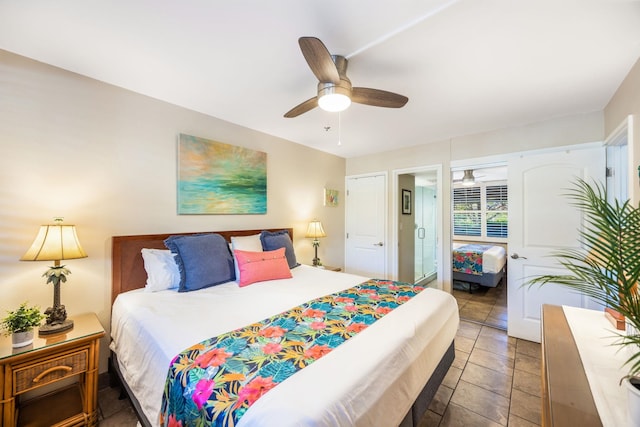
[
  {"left": 453, "top": 170, "right": 483, "bottom": 186},
  {"left": 284, "top": 37, "right": 409, "bottom": 118}
]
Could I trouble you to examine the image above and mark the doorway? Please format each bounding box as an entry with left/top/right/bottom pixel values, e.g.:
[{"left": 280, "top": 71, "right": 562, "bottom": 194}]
[
  {"left": 449, "top": 144, "right": 605, "bottom": 340},
  {"left": 604, "top": 115, "right": 631, "bottom": 203},
  {"left": 393, "top": 165, "right": 443, "bottom": 289},
  {"left": 450, "top": 165, "right": 509, "bottom": 330}
]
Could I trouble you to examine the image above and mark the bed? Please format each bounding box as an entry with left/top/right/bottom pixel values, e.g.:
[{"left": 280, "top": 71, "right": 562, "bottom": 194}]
[
  {"left": 110, "top": 228, "right": 459, "bottom": 427},
  {"left": 452, "top": 242, "right": 507, "bottom": 288}
]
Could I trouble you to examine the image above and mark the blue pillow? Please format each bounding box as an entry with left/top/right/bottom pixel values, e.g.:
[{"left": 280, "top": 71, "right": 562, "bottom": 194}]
[
  {"left": 164, "top": 233, "right": 235, "bottom": 292},
  {"left": 260, "top": 230, "right": 299, "bottom": 269}
]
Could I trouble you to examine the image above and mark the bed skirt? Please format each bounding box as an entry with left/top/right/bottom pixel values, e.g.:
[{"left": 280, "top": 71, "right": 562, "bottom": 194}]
[
  {"left": 109, "top": 340, "right": 455, "bottom": 427},
  {"left": 453, "top": 268, "right": 505, "bottom": 288},
  {"left": 109, "top": 353, "right": 152, "bottom": 427},
  {"left": 399, "top": 341, "right": 455, "bottom": 427}
]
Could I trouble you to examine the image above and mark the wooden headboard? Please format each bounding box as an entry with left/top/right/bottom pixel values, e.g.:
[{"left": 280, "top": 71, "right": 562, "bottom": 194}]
[{"left": 111, "top": 228, "right": 293, "bottom": 304}]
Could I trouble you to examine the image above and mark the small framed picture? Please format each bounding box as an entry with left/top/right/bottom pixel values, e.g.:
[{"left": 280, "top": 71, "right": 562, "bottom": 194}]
[
  {"left": 402, "top": 189, "right": 412, "bottom": 215},
  {"left": 324, "top": 188, "right": 339, "bottom": 207}
]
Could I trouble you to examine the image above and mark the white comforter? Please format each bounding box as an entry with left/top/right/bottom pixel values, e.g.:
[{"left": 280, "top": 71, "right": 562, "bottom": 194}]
[{"left": 110, "top": 265, "right": 458, "bottom": 427}]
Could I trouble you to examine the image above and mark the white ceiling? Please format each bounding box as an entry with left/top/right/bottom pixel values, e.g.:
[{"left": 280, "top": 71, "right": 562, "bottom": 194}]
[{"left": 1, "top": 1, "right": 639, "bottom": 158}]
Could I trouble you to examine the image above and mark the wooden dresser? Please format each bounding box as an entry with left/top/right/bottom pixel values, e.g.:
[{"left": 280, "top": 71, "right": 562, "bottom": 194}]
[
  {"left": 541, "top": 304, "right": 603, "bottom": 426},
  {"left": 0, "top": 312, "right": 105, "bottom": 427}
]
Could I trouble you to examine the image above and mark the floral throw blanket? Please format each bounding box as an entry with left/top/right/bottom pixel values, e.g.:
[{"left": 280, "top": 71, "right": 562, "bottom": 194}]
[
  {"left": 160, "top": 279, "right": 425, "bottom": 427},
  {"left": 452, "top": 244, "right": 494, "bottom": 276}
]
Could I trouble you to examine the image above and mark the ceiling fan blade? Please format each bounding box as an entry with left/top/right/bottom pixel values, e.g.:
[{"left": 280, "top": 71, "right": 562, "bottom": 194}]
[
  {"left": 284, "top": 96, "right": 318, "bottom": 118},
  {"left": 352, "top": 87, "right": 409, "bottom": 108},
  {"left": 298, "top": 37, "right": 340, "bottom": 84}
]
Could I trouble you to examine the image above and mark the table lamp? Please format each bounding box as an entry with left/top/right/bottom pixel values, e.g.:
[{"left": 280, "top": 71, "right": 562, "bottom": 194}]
[
  {"left": 305, "top": 220, "right": 326, "bottom": 266},
  {"left": 20, "top": 218, "right": 87, "bottom": 334}
]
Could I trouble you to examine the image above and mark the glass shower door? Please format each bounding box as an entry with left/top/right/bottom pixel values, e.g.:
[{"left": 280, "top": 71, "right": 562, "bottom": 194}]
[{"left": 415, "top": 184, "right": 437, "bottom": 284}]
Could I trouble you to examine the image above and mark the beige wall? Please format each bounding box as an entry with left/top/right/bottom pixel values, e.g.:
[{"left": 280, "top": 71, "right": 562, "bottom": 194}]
[
  {"left": 347, "top": 112, "right": 603, "bottom": 176},
  {"left": 346, "top": 111, "right": 604, "bottom": 289},
  {"left": 604, "top": 57, "right": 640, "bottom": 204},
  {"left": 0, "top": 50, "right": 345, "bottom": 371}
]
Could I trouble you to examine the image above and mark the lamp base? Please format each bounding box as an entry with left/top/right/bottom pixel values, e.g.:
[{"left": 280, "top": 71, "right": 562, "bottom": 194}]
[
  {"left": 312, "top": 241, "right": 321, "bottom": 266},
  {"left": 39, "top": 319, "right": 74, "bottom": 335}
]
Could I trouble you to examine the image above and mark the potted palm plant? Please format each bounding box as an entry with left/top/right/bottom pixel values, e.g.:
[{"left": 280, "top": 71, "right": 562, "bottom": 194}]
[
  {"left": 528, "top": 178, "right": 640, "bottom": 423},
  {"left": 1, "top": 302, "right": 45, "bottom": 347}
]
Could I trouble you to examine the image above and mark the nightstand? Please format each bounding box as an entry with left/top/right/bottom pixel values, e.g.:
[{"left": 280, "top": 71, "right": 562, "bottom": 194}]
[{"left": 0, "top": 312, "right": 105, "bottom": 427}]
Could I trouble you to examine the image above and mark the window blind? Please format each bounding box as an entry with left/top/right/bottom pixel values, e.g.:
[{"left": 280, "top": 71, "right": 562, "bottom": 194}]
[
  {"left": 453, "top": 187, "right": 481, "bottom": 236},
  {"left": 453, "top": 183, "right": 508, "bottom": 239},
  {"left": 486, "top": 185, "right": 508, "bottom": 238}
]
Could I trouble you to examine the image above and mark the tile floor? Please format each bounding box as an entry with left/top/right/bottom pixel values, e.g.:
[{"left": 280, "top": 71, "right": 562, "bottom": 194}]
[
  {"left": 97, "top": 385, "right": 138, "bottom": 426},
  {"left": 419, "top": 320, "right": 542, "bottom": 426},
  {"left": 453, "top": 279, "right": 508, "bottom": 330}
]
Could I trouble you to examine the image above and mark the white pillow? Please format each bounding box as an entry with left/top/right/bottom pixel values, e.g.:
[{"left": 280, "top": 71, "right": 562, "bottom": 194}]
[
  {"left": 141, "top": 248, "right": 180, "bottom": 292},
  {"left": 230, "top": 234, "right": 263, "bottom": 281}
]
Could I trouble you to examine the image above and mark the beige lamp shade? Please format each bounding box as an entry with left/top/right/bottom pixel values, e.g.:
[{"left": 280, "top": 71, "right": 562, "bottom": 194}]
[
  {"left": 21, "top": 224, "right": 87, "bottom": 262},
  {"left": 305, "top": 220, "right": 327, "bottom": 239},
  {"left": 20, "top": 220, "right": 87, "bottom": 335}
]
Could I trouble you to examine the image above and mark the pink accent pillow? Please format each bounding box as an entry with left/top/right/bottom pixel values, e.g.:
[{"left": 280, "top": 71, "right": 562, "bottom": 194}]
[{"left": 234, "top": 247, "right": 292, "bottom": 287}]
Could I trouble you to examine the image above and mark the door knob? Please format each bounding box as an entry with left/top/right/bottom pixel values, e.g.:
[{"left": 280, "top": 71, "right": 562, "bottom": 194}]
[
  {"left": 510, "top": 253, "right": 527, "bottom": 259},
  {"left": 374, "top": 242, "right": 384, "bottom": 246}
]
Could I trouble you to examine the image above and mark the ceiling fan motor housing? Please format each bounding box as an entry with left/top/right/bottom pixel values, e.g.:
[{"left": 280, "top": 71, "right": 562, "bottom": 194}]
[
  {"left": 317, "top": 55, "right": 352, "bottom": 99},
  {"left": 317, "top": 78, "right": 352, "bottom": 98},
  {"left": 316, "top": 55, "right": 352, "bottom": 112}
]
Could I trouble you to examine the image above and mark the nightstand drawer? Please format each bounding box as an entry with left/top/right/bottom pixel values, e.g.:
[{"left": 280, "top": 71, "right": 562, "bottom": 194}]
[{"left": 13, "top": 349, "right": 88, "bottom": 394}]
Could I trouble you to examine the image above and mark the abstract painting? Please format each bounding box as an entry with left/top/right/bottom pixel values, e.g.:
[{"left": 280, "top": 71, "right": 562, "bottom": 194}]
[{"left": 178, "top": 134, "right": 267, "bottom": 214}]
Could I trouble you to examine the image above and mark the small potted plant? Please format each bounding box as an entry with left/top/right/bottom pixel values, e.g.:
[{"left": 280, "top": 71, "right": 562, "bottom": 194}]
[
  {"left": 528, "top": 179, "right": 640, "bottom": 423},
  {"left": 1, "top": 302, "right": 45, "bottom": 347}
]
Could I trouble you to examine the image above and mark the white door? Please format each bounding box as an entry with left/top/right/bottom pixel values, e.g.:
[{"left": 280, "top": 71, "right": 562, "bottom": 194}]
[
  {"left": 507, "top": 145, "right": 605, "bottom": 342},
  {"left": 345, "top": 174, "right": 387, "bottom": 278}
]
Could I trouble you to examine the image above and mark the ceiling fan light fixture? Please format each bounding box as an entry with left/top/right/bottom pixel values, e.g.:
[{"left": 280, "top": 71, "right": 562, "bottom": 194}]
[
  {"left": 284, "top": 38, "right": 408, "bottom": 118},
  {"left": 462, "top": 169, "right": 475, "bottom": 186},
  {"left": 318, "top": 92, "right": 351, "bottom": 112}
]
